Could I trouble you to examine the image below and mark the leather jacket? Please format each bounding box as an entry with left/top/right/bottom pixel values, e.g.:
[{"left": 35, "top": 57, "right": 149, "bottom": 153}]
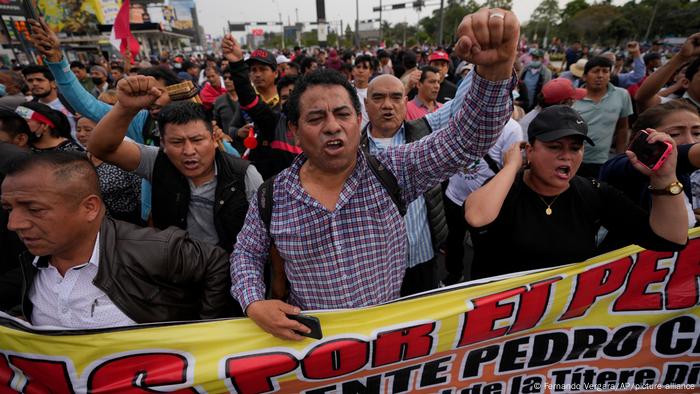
[{"left": 19, "top": 217, "right": 241, "bottom": 325}]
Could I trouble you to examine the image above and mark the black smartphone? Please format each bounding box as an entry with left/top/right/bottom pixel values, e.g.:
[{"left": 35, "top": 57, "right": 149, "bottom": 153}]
[
  {"left": 627, "top": 130, "right": 672, "bottom": 171},
  {"left": 287, "top": 314, "right": 323, "bottom": 340},
  {"left": 23, "top": 0, "right": 40, "bottom": 21}
]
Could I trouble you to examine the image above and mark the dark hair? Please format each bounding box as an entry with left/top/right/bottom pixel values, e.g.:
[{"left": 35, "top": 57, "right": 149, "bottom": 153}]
[
  {"left": 21, "top": 65, "right": 54, "bottom": 81},
  {"left": 643, "top": 52, "right": 662, "bottom": 66},
  {"left": 137, "top": 66, "right": 180, "bottom": 86},
  {"left": 300, "top": 57, "right": 318, "bottom": 74},
  {"left": 69, "top": 61, "right": 87, "bottom": 70},
  {"left": 378, "top": 50, "right": 390, "bottom": 59},
  {"left": 354, "top": 55, "right": 374, "bottom": 70},
  {"left": 419, "top": 66, "right": 440, "bottom": 82},
  {"left": 633, "top": 100, "right": 698, "bottom": 131},
  {"left": 583, "top": 56, "right": 613, "bottom": 75},
  {"left": 204, "top": 66, "right": 220, "bottom": 75},
  {"left": 276, "top": 75, "right": 298, "bottom": 93},
  {"left": 20, "top": 101, "right": 72, "bottom": 139},
  {"left": 288, "top": 61, "right": 300, "bottom": 71},
  {"left": 286, "top": 69, "right": 360, "bottom": 125},
  {"left": 111, "top": 65, "right": 124, "bottom": 73},
  {"left": 341, "top": 50, "right": 354, "bottom": 63},
  {"left": 5, "top": 151, "right": 101, "bottom": 198},
  {"left": 341, "top": 62, "right": 353, "bottom": 74},
  {"left": 182, "top": 61, "right": 197, "bottom": 71},
  {"left": 0, "top": 110, "right": 30, "bottom": 138},
  {"left": 685, "top": 57, "right": 700, "bottom": 81},
  {"left": 403, "top": 51, "right": 417, "bottom": 69},
  {"left": 157, "top": 101, "right": 212, "bottom": 136}
]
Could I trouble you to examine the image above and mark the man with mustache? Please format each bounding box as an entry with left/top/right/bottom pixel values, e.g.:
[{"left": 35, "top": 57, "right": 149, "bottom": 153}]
[{"left": 230, "top": 8, "right": 520, "bottom": 340}]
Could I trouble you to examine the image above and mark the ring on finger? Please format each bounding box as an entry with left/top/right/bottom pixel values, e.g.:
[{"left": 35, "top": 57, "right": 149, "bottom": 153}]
[{"left": 489, "top": 13, "right": 505, "bottom": 19}]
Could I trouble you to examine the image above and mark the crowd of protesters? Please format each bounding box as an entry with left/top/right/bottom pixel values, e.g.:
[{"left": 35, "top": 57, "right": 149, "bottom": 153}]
[{"left": 0, "top": 11, "right": 696, "bottom": 341}]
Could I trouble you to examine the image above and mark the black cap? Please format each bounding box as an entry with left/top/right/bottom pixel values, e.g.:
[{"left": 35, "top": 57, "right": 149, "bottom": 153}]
[
  {"left": 528, "top": 105, "right": 595, "bottom": 146},
  {"left": 245, "top": 48, "right": 277, "bottom": 70}
]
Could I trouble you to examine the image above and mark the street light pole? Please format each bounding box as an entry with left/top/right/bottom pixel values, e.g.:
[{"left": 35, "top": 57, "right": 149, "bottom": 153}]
[
  {"left": 437, "top": 0, "right": 444, "bottom": 46},
  {"left": 355, "top": 0, "right": 360, "bottom": 48}
]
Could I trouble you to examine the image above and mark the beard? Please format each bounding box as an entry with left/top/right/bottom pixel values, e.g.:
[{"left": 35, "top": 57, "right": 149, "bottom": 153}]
[{"left": 32, "top": 89, "right": 51, "bottom": 99}]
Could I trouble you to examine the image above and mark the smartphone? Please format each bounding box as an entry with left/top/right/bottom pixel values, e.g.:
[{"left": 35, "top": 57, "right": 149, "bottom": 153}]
[
  {"left": 627, "top": 130, "right": 673, "bottom": 171},
  {"left": 287, "top": 314, "right": 323, "bottom": 340}
]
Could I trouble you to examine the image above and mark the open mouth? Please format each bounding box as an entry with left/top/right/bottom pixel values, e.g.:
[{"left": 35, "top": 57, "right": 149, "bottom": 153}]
[
  {"left": 381, "top": 112, "right": 394, "bottom": 120},
  {"left": 324, "top": 139, "right": 344, "bottom": 154},
  {"left": 555, "top": 165, "right": 571, "bottom": 179},
  {"left": 183, "top": 159, "right": 199, "bottom": 170}
]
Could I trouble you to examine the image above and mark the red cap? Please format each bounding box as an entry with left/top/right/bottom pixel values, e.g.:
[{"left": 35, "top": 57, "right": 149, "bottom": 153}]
[
  {"left": 428, "top": 50, "right": 449, "bottom": 62},
  {"left": 541, "top": 78, "right": 586, "bottom": 105}
]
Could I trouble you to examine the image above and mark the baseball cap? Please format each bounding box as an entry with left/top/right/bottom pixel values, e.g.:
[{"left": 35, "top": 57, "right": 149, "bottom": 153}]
[
  {"left": 428, "top": 50, "right": 449, "bottom": 62},
  {"left": 541, "top": 78, "right": 586, "bottom": 105},
  {"left": 246, "top": 48, "right": 277, "bottom": 69},
  {"left": 528, "top": 105, "right": 595, "bottom": 146},
  {"left": 276, "top": 54, "right": 291, "bottom": 64}
]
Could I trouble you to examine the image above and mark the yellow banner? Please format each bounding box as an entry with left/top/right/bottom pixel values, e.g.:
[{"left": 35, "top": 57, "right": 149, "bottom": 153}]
[{"left": 1, "top": 229, "right": 699, "bottom": 393}]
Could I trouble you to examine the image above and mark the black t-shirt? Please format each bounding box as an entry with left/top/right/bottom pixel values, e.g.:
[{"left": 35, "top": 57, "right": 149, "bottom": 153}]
[{"left": 468, "top": 173, "right": 684, "bottom": 279}]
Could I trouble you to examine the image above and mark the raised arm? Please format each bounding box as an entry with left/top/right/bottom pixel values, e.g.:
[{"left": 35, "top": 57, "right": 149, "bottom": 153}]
[
  {"left": 616, "top": 42, "right": 645, "bottom": 88},
  {"left": 221, "top": 35, "right": 280, "bottom": 142},
  {"left": 636, "top": 33, "right": 700, "bottom": 113},
  {"left": 465, "top": 142, "right": 523, "bottom": 227},
  {"left": 383, "top": 8, "right": 518, "bottom": 204},
  {"left": 627, "top": 130, "right": 689, "bottom": 245},
  {"left": 88, "top": 76, "right": 163, "bottom": 171},
  {"left": 28, "top": 18, "right": 149, "bottom": 144}
]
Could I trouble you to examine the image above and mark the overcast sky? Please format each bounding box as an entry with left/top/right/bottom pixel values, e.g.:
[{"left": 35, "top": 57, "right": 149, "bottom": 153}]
[{"left": 195, "top": 0, "right": 625, "bottom": 39}]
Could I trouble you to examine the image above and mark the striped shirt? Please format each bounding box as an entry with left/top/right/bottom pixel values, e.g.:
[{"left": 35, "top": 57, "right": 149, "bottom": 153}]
[
  {"left": 367, "top": 125, "right": 434, "bottom": 268},
  {"left": 230, "top": 72, "right": 514, "bottom": 311}
]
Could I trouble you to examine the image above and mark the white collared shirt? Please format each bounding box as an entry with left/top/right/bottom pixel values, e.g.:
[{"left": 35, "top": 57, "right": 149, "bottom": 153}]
[{"left": 28, "top": 233, "right": 137, "bottom": 329}]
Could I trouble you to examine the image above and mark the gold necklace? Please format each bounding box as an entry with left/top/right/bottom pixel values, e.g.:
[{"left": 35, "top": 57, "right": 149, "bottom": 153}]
[{"left": 538, "top": 194, "right": 561, "bottom": 216}]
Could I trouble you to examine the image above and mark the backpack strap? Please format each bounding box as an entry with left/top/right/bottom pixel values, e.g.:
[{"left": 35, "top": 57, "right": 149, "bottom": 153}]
[
  {"left": 257, "top": 175, "right": 276, "bottom": 232},
  {"left": 363, "top": 151, "right": 407, "bottom": 216},
  {"left": 483, "top": 153, "right": 501, "bottom": 175}
]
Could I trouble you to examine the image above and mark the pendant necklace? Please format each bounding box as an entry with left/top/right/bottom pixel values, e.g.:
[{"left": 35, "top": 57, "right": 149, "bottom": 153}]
[{"left": 538, "top": 194, "right": 561, "bottom": 216}]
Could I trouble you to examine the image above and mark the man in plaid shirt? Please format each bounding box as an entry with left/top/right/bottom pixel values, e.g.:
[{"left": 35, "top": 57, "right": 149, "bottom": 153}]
[{"left": 226, "top": 8, "right": 520, "bottom": 340}]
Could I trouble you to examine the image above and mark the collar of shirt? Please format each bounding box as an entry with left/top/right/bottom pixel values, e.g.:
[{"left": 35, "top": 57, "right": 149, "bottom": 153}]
[
  {"left": 683, "top": 92, "right": 700, "bottom": 109},
  {"left": 254, "top": 88, "right": 280, "bottom": 107},
  {"left": 32, "top": 232, "right": 101, "bottom": 270},
  {"left": 366, "top": 124, "right": 405, "bottom": 153},
  {"left": 582, "top": 82, "right": 615, "bottom": 101},
  {"left": 412, "top": 96, "right": 440, "bottom": 111}
]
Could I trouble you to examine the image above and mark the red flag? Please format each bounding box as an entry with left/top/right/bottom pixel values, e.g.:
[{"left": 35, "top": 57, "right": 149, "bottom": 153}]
[{"left": 109, "top": 0, "right": 139, "bottom": 61}]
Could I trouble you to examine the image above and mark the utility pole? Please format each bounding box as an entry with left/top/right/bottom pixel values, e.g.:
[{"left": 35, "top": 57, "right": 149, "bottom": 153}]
[
  {"left": 437, "top": 0, "right": 444, "bottom": 46},
  {"left": 644, "top": 0, "right": 660, "bottom": 42},
  {"left": 280, "top": 12, "right": 285, "bottom": 49},
  {"left": 379, "top": 0, "right": 383, "bottom": 43},
  {"left": 355, "top": 0, "right": 360, "bottom": 48}
]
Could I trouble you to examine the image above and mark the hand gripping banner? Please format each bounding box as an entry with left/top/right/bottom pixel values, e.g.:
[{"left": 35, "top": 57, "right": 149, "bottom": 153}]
[{"left": 1, "top": 229, "right": 699, "bottom": 393}]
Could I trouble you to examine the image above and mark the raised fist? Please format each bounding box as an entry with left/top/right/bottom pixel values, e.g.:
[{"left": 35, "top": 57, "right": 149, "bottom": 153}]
[
  {"left": 222, "top": 34, "right": 244, "bottom": 63},
  {"left": 679, "top": 33, "right": 700, "bottom": 61},
  {"left": 116, "top": 76, "right": 163, "bottom": 112},
  {"left": 28, "top": 18, "right": 62, "bottom": 62},
  {"left": 454, "top": 8, "right": 519, "bottom": 69}
]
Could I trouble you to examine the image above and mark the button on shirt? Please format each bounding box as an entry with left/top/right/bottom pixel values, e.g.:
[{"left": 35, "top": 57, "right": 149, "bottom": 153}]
[
  {"left": 28, "top": 234, "right": 137, "bottom": 328},
  {"left": 231, "top": 72, "right": 515, "bottom": 311},
  {"left": 367, "top": 125, "right": 434, "bottom": 268}
]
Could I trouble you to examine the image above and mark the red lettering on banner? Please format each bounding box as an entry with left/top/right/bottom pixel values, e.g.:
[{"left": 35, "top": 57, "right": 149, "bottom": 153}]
[
  {"left": 666, "top": 241, "right": 700, "bottom": 309},
  {"left": 87, "top": 353, "right": 195, "bottom": 393},
  {"left": 559, "top": 258, "right": 633, "bottom": 321},
  {"left": 0, "top": 355, "right": 16, "bottom": 393},
  {"left": 509, "top": 278, "right": 561, "bottom": 333},
  {"left": 224, "top": 352, "right": 298, "bottom": 394},
  {"left": 614, "top": 251, "right": 674, "bottom": 312},
  {"left": 372, "top": 322, "right": 436, "bottom": 367},
  {"left": 301, "top": 339, "right": 370, "bottom": 380},
  {"left": 457, "top": 278, "right": 560, "bottom": 347},
  {"left": 7, "top": 356, "right": 74, "bottom": 394}
]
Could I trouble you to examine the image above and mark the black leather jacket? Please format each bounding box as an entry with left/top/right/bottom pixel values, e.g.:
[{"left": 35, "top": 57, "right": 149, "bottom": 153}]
[{"left": 19, "top": 217, "right": 241, "bottom": 324}]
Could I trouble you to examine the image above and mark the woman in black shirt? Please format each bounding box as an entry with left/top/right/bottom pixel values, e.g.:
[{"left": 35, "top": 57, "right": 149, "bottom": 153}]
[{"left": 464, "top": 105, "right": 688, "bottom": 279}]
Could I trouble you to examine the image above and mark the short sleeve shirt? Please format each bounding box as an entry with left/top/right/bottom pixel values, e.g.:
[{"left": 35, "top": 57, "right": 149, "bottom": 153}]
[{"left": 573, "top": 83, "right": 633, "bottom": 164}]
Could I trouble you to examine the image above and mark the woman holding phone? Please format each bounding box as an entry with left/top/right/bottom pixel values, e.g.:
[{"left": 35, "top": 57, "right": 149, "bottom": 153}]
[
  {"left": 600, "top": 100, "right": 700, "bottom": 249},
  {"left": 464, "top": 105, "right": 688, "bottom": 280}
]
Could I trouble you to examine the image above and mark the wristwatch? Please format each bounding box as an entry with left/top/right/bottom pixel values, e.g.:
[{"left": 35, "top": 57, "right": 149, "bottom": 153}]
[{"left": 648, "top": 181, "right": 684, "bottom": 196}]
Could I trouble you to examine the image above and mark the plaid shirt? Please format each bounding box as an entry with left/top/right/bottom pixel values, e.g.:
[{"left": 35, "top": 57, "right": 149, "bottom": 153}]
[{"left": 230, "top": 72, "right": 515, "bottom": 311}]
